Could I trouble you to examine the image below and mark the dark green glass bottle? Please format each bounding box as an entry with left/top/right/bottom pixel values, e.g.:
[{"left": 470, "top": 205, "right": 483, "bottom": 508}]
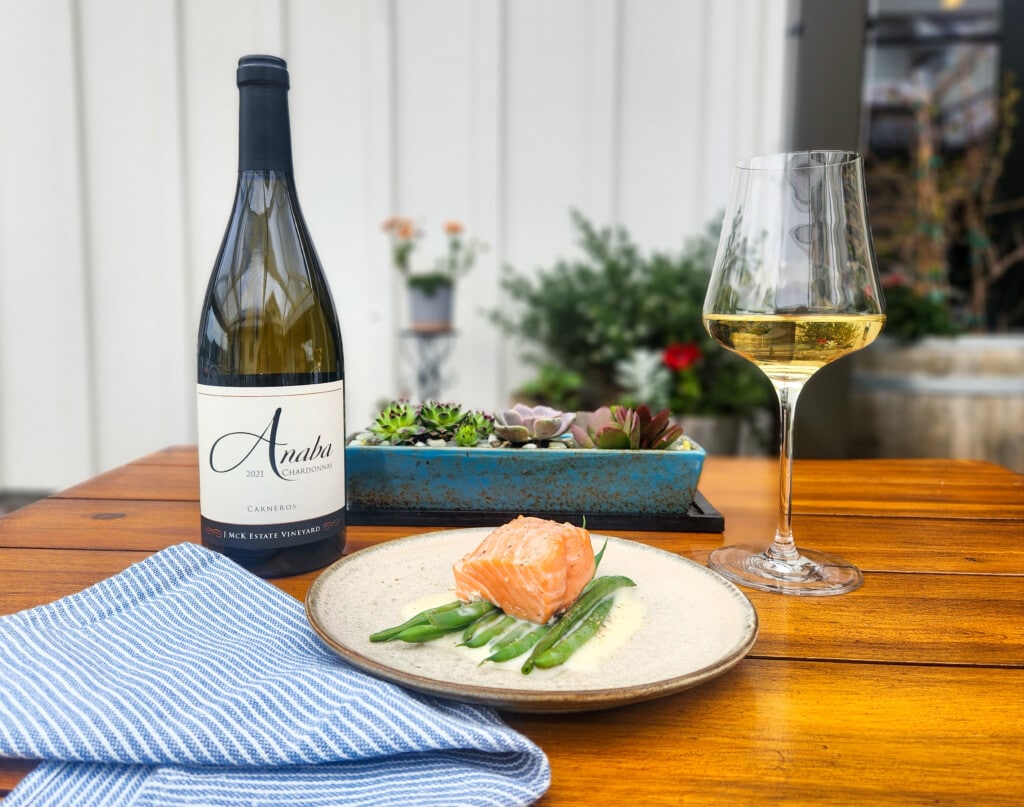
[{"left": 197, "top": 55, "right": 345, "bottom": 577}]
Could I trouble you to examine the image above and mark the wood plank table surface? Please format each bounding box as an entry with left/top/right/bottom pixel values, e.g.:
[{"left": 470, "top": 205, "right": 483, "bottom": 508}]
[{"left": 2, "top": 447, "right": 1023, "bottom": 804}]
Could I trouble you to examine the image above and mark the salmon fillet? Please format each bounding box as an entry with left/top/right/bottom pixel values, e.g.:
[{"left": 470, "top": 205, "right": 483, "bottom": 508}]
[{"left": 453, "top": 516, "right": 596, "bottom": 624}]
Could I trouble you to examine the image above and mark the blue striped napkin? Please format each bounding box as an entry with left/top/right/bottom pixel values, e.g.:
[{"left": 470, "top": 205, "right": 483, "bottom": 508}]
[{"left": 0, "top": 542, "right": 550, "bottom": 806}]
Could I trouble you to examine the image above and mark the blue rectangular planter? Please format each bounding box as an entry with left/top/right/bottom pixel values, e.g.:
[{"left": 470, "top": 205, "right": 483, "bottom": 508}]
[{"left": 345, "top": 443, "right": 707, "bottom": 523}]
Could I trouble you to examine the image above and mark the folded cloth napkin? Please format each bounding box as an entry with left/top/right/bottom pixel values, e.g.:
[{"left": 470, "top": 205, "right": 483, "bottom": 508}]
[{"left": 0, "top": 542, "right": 550, "bottom": 806}]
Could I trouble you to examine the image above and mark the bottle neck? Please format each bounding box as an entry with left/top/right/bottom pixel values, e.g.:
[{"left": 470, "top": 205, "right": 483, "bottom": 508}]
[{"left": 238, "top": 83, "right": 293, "bottom": 174}]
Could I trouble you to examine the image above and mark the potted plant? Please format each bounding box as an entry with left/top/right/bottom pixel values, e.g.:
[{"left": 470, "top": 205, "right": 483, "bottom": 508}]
[
  {"left": 345, "top": 400, "right": 715, "bottom": 529},
  {"left": 488, "top": 211, "right": 772, "bottom": 453},
  {"left": 383, "top": 217, "right": 482, "bottom": 332}
]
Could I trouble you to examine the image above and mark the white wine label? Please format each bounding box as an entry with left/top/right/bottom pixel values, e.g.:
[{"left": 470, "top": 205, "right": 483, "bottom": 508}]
[{"left": 197, "top": 381, "right": 345, "bottom": 548}]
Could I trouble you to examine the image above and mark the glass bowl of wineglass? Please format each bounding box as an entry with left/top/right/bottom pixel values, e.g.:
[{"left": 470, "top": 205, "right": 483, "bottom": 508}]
[{"left": 703, "top": 150, "right": 885, "bottom": 595}]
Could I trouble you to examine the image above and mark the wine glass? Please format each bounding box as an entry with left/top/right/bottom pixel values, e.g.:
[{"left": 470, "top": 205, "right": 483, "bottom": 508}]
[{"left": 703, "top": 151, "right": 885, "bottom": 595}]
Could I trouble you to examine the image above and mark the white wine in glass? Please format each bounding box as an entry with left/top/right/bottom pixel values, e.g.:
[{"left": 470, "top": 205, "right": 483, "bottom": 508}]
[{"left": 703, "top": 151, "right": 886, "bottom": 595}]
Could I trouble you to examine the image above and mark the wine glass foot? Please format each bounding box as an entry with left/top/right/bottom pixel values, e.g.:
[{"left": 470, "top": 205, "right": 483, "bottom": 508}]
[{"left": 708, "top": 544, "right": 863, "bottom": 596}]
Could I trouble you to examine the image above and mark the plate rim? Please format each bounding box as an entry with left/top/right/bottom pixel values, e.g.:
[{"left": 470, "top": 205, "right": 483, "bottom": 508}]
[{"left": 304, "top": 528, "right": 758, "bottom": 713}]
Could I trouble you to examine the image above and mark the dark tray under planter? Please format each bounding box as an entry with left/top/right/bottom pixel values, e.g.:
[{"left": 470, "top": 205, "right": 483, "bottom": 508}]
[{"left": 345, "top": 443, "right": 723, "bottom": 532}]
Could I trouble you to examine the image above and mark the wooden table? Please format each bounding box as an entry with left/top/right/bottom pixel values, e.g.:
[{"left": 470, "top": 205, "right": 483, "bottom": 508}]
[{"left": 2, "top": 448, "right": 1023, "bottom": 805}]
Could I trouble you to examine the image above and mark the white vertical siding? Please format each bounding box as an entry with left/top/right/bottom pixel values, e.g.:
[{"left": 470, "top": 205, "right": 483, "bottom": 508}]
[
  {"left": 0, "top": 0, "right": 789, "bottom": 492},
  {"left": 392, "top": 0, "right": 498, "bottom": 408},
  {"left": 619, "top": 0, "right": 708, "bottom": 244},
  {"left": 76, "top": 0, "right": 192, "bottom": 474},
  {"left": 0, "top": 0, "right": 94, "bottom": 489},
  {"left": 286, "top": 0, "right": 397, "bottom": 434}
]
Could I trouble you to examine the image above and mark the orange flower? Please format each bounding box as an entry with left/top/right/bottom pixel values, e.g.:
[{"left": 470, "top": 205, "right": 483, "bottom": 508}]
[
  {"left": 396, "top": 218, "right": 416, "bottom": 241},
  {"left": 384, "top": 217, "right": 479, "bottom": 279}
]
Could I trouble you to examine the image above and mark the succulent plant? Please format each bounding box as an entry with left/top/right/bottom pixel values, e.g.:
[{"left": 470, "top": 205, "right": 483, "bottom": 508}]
[
  {"left": 359, "top": 400, "right": 496, "bottom": 447},
  {"left": 493, "top": 403, "right": 575, "bottom": 445},
  {"left": 571, "top": 406, "right": 636, "bottom": 449},
  {"left": 444, "top": 410, "right": 494, "bottom": 448},
  {"left": 417, "top": 401, "right": 466, "bottom": 439},
  {"left": 454, "top": 423, "right": 482, "bottom": 447},
  {"left": 368, "top": 400, "right": 425, "bottom": 445},
  {"left": 461, "top": 410, "right": 495, "bottom": 440},
  {"left": 571, "top": 405, "right": 682, "bottom": 450},
  {"left": 635, "top": 405, "right": 684, "bottom": 450}
]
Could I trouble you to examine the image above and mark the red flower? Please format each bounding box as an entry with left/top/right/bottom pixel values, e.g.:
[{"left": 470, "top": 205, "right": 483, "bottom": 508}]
[{"left": 662, "top": 342, "right": 701, "bottom": 372}]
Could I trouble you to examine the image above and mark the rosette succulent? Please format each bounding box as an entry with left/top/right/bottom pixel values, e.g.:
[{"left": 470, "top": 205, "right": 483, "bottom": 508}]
[
  {"left": 571, "top": 405, "right": 682, "bottom": 450},
  {"left": 368, "top": 400, "right": 425, "bottom": 445},
  {"left": 358, "top": 400, "right": 494, "bottom": 447},
  {"left": 454, "top": 423, "right": 482, "bottom": 447},
  {"left": 460, "top": 410, "right": 495, "bottom": 441},
  {"left": 417, "top": 401, "right": 466, "bottom": 439},
  {"left": 493, "top": 404, "right": 575, "bottom": 445}
]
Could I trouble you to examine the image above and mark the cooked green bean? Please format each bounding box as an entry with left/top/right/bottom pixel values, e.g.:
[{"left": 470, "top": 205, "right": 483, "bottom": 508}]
[
  {"left": 462, "top": 614, "right": 517, "bottom": 648},
  {"left": 461, "top": 610, "right": 505, "bottom": 643},
  {"left": 480, "top": 624, "right": 549, "bottom": 664},
  {"left": 521, "top": 575, "right": 635, "bottom": 674},
  {"left": 487, "top": 622, "right": 532, "bottom": 653},
  {"left": 393, "top": 624, "right": 460, "bottom": 643},
  {"left": 425, "top": 600, "right": 497, "bottom": 629},
  {"left": 369, "top": 600, "right": 463, "bottom": 642},
  {"left": 531, "top": 596, "right": 615, "bottom": 669}
]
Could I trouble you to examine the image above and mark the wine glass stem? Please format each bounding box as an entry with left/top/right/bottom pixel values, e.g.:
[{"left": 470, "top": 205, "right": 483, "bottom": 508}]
[{"left": 769, "top": 382, "right": 803, "bottom": 563}]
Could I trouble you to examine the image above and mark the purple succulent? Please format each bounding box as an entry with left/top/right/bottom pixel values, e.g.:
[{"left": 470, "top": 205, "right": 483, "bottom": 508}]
[
  {"left": 636, "top": 406, "right": 685, "bottom": 449},
  {"left": 493, "top": 403, "right": 575, "bottom": 445}
]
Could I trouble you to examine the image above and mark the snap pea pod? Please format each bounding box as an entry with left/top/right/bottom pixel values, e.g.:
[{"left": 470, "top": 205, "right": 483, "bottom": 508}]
[
  {"left": 480, "top": 624, "right": 549, "bottom": 664},
  {"left": 521, "top": 575, "right": 635, "bottom": 674},
  {"left": 531, "top": 595, "right": 615, "bottom": 669},
  {"left": 462, "top": 614, "right": 517, "bottom": 648},
  {"left": 369, "top": 600, "right": 463, "bottom": 642},
  {"left": 426, "top": 600, "right": 497, "bottom": 629}
]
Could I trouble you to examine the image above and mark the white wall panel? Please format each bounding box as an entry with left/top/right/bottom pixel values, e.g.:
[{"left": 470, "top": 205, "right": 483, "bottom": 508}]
[
  {"left": 698, "top": 0, "right": 789, "bottom": 224},
  {"left": 392, "top": 0, "right": 480, "bottom": 404},
  {"left": 77, "top": 0, "right": 191, "bottom": 472},
  {"left": 287, "top": 0, "right": 393, "bottom": 429},
  {"left": 388, "top": 0, "right": 511, "bottom": 413},
  {"left": 457, "top": 0, "right": 505, "bottom": 410},
  {"left": 0, "top": 0, "right": 94, "bottom": 490},
  {"left": 504, "top": 0, "right": 616, "bottom": 254},
  {"left": 0, "top": 0, "right": 791, "bottom": 491},
  {"left": 758, "top": 1, "right": 789, "bottom": 176},
  {"left": 619, "top": 0, "right": 710, "bottom": 245},
  {"left": 579, "top": 0, "right": 622, "bottom": 227},
  {"left": 501, "top": 0, "right": 622, "bottom": 396}
]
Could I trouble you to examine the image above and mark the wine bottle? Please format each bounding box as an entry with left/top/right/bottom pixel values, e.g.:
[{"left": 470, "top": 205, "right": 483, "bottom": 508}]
[{"left": 196, "top": 54, "right": 345, "bottom": 577}]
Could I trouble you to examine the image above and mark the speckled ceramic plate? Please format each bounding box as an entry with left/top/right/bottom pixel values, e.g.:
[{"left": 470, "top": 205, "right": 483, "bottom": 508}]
[{"left": 305, "top": 528, "right": 758, "bottom": 713}]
